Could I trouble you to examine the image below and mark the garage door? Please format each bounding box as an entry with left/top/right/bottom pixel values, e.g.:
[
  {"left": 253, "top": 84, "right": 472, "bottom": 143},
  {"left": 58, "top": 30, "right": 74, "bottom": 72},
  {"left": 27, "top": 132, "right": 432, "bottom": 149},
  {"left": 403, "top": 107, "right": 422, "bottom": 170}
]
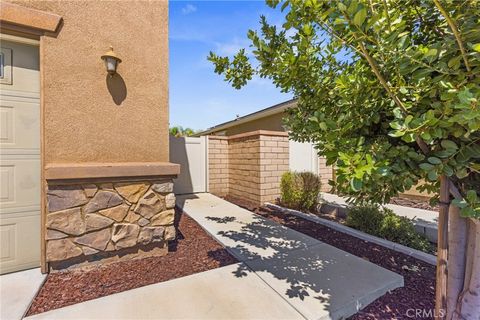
[{"left": 0, "top": 39, "right": 40, "bottom": 274}]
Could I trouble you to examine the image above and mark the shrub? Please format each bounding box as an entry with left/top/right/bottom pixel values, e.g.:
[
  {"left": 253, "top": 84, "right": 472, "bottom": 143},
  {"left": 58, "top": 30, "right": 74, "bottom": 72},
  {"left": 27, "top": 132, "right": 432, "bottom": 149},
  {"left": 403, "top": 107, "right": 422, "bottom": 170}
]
[
  {"left": 345, "top": 205, "right": 384, "bottom": 235},
  {"left": 280, "top": 171, "right": 321, "bottom": 211},
  {"left": 346, "top": 205, "right": 434, "bottom": 254}
]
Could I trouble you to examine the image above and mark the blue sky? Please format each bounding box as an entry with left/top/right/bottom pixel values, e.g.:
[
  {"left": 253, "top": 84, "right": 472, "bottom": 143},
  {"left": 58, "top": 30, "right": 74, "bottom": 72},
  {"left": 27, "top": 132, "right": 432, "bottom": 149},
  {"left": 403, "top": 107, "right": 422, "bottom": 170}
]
[{"left": 169, "top": 1, "right": 292, "bottom": 131}]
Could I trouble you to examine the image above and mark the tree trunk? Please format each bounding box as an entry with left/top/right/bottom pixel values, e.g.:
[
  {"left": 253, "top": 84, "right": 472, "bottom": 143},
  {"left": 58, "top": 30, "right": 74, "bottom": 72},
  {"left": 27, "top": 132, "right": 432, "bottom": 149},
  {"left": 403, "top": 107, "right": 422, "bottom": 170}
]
[
  {"left": 447, "top": 205, "right": 467, "bottom": 320},
  {"left": 453, "top": 219, "right": 480, "bottom": 320},
  {"left": 436, "top": 176, "right": 450, "bottom": 319}
]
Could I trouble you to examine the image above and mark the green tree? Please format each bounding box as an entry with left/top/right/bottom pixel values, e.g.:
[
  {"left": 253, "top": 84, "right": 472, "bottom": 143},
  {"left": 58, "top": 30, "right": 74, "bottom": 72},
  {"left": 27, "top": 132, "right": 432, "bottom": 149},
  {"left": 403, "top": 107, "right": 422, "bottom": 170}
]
[
  {"left": 208, "top": 0, "right": 480, "bottom": 318},
  {"left": 169, "top": 126, "right": 198, "bottom": 137}
]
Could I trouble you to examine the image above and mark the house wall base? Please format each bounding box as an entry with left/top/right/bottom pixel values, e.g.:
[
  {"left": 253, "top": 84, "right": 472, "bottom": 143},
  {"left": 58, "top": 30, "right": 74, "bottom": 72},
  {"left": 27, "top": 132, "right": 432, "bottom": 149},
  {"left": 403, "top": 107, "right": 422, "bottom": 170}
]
[{"left": 45, "top": 177, "right": 176, "bottom": 270}]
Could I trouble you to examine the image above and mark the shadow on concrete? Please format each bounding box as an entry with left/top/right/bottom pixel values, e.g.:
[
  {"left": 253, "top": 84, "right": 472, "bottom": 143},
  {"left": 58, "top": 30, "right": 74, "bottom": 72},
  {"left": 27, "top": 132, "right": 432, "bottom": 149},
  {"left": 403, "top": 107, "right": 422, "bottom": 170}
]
[{"left": 202, "top": 211, "right": 402, "bottom": 319}]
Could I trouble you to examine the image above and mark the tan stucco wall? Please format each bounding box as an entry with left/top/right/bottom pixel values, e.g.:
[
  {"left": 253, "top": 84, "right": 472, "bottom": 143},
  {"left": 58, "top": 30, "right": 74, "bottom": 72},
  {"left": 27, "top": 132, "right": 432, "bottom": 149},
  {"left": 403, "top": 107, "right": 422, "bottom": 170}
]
[
  {"left": 10, "top": 0, "right": 169, "bottom": 164},
  {"left": 219, "top": 112, "right": 286, "bottom": 136}
]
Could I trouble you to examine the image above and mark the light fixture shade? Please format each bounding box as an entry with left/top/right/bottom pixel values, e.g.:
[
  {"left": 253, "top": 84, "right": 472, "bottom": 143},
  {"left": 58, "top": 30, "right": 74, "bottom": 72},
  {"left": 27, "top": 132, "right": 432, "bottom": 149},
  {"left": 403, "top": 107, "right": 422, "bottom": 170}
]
[
  {"left": 104, "top": 57, "right": 118, "bottom": 75},
  {"left": 101, "top": 46, "right": 122, "bottom": 75}
]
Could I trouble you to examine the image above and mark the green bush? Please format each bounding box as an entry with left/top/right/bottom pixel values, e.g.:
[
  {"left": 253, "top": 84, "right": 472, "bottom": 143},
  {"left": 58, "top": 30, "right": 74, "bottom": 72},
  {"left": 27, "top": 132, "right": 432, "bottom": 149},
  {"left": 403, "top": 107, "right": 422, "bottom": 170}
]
[
  {"left": 346, "top": 205, "right": 434, "bottom": 254},
  {"left": 280, "top": 171, "right": 321, "bottom": 211}
]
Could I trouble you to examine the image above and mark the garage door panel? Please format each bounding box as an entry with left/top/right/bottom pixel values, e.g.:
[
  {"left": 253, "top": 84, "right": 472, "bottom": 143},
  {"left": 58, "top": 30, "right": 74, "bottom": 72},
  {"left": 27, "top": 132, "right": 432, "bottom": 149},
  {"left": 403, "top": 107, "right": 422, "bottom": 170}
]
[
  {"left": 0, "top": 212, "right": 40, "bottom": 273},
  {"left": 0, "top": 157, "right": 40, "bottom": 210},
  {"left": 0, "top": 99, "right": 40, "bottom": 151},
  {"left": 1, "top": 39, "right": 40, "bottom": 274}
]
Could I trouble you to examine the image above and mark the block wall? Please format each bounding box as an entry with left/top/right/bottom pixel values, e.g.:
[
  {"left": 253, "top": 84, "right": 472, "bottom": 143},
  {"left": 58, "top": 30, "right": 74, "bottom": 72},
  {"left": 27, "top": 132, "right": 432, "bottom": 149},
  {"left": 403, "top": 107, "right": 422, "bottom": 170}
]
[
  {"left": 208, "top": 137, "right": 229, "bottom": 197},
  {"left": 207, "top": 131, "right": 289, "bottom": 205}
]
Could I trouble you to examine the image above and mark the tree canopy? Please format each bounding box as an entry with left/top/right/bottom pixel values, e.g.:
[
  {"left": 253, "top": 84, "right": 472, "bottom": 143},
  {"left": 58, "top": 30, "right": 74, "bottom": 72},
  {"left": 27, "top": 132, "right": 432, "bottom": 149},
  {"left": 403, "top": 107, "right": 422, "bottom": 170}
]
[{"left": 208, "top": 0, "right": 480, "bottom": 218}]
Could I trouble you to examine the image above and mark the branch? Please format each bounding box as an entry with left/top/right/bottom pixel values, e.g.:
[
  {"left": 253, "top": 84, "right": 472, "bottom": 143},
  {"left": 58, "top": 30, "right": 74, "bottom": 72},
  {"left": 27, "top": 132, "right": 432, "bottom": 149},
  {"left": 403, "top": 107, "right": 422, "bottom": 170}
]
[{"left": 433, "top": 0, "right": 472, "bottom": 73}]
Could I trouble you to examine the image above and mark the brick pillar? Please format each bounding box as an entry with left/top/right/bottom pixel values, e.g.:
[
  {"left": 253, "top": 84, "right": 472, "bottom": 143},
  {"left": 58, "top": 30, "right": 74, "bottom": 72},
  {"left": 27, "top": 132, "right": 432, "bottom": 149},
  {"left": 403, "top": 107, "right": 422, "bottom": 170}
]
[
  {"left": 207, "top": 136, "right": 229, "bottom": 197},
  {"left": 259, "top": 134, "right": 289, "bottom": 203},
  {"left": 318, "top": 156, "right": 334, "bottom": 192}
]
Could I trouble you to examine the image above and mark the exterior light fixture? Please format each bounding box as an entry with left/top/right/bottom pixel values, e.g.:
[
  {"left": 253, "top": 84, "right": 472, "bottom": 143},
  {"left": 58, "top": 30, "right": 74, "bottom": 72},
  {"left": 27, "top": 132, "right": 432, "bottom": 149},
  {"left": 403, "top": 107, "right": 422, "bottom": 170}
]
[{"left": 101, "top": 46, "right": 122, "bottom": 76}]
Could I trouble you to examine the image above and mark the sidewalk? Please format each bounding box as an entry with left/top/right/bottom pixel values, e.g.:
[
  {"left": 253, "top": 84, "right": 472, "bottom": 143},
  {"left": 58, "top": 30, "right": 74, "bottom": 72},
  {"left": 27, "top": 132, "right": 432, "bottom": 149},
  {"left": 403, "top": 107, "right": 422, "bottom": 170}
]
[
  {"left": 26, "top": 193, "right": 403, "bottom": 320},
  {"left": 1, "top": 268, "right": 46, "bottom": 320}
]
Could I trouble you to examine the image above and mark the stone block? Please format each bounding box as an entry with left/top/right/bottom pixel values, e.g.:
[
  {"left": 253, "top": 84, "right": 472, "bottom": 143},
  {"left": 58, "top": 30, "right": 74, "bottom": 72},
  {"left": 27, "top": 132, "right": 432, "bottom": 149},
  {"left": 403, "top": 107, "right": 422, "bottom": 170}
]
[
  {"left": 165, "top": 193, "right": 176, "bottom": 209},
  {"left": 84, "top": 191, "right": 124, "bottom": 213},
  {"left": 138, "top": 218, "right": 150, "bottom": 227},
  {"left": 46, "top": 239, "right": 83, "bottom": 262},
  {"left": 151, "top": 209, "right": 175, "bottom": 226},
  {"left": 46, "top": 229, "right": 68, "bottom": 240},
  {"left": 75, "top": 228, "right": 111, "bottom": 251},
  {"left": 99, "top": 204, "right": 130, "bottom": 222},
  {"left": 124, "top": 209, "right": 141, "bottom": 223},
  {"left": 82, "top": 184, "right": 98, "bottom": 198},
  {"left": 47, "top": 185, "right": 88, "bottom": 212},
  {"left": 112, "top": 223, "right": 140, "bottom": 249},
  {"left": 151, "top": 181, "right": 173, "bottom": 194},
  {"left": 138, "top": 226, "right": 163, "bottom": 245},
  {"left": 134, "top": 190, "right": 165, "bottom": 219},
  {"left": 164, "top": 225, "right": 176, "bottom": 241},
  {"left": 114, "top": 182, "right": 149, "bottom": 203},
  {"left": 86, "top": 214, "right": 114, "bottom": 232},
  {"left": 47, "top": 207, "right": 85, "bottom": 236}
]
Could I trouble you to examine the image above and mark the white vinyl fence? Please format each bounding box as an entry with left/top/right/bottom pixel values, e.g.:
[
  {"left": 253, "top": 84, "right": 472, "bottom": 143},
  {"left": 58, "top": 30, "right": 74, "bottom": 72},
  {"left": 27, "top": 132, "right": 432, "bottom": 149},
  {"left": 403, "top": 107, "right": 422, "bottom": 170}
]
[{"left": 169, "top": 136, "right": 208, "bottom": 194}]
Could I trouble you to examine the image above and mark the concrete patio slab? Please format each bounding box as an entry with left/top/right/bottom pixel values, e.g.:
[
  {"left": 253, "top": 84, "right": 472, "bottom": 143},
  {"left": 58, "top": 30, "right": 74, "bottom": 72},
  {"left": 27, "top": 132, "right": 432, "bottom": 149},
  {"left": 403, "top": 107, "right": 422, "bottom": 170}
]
[
  {"left": 245, "top": 243, "right": 403, "bottom": 320},
  {"left": 25, "top": 263, "right": 304, "bottom": 320},
  {"left": 176, "top": 193, "right": 319, "bottom": 261},
  {"left": 0, "top": 268, "right": 46, "bottom": 320}
]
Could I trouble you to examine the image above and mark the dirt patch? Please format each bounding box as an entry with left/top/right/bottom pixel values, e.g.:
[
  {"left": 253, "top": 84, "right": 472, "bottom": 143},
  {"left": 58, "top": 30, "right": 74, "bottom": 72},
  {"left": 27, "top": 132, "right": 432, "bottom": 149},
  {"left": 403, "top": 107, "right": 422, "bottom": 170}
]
[
  {"left": 227, "top": 197, "right": 436, "bottom": 320},
  {"left": 27, "top": 210, "right": 237, "bottom": 316}
]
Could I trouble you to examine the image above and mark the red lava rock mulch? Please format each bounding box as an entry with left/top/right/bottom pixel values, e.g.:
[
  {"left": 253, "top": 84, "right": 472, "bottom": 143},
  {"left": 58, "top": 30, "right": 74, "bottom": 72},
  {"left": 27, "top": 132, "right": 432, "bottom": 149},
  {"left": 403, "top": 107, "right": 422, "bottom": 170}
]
[
  {"left": 228, "top": 197, "right": 436, "bottom": 320},
  {"left": 27, "top": 210, "right": 237, "bottom": 316}
]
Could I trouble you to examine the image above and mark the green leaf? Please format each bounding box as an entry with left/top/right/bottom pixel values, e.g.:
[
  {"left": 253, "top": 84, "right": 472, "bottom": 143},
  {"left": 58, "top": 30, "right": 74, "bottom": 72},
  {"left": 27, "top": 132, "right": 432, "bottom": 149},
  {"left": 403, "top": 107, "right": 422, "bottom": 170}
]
[
  {"left": 350, "top": 177, "right": 363, "bottom": 191},
  {"left": 441, "top": 140, "right": 458, "bottom": 151},
  {"left": 427, "top": 157, "right": 442, "bottom": 165},
  {"left": 473, "top": 43, "right": 480, "bottom": 52},
  {"left": 427, "top": 170, "right": 438, "bottom": 181},
  {"left": 466, "top": 190, "right": 478, "bottom": 203},
  {"left": 419, "top": 163, "right": 434, "bottom": 171},
  {"left": 353, "top": 8, "right": 367, "bottom": 26}
]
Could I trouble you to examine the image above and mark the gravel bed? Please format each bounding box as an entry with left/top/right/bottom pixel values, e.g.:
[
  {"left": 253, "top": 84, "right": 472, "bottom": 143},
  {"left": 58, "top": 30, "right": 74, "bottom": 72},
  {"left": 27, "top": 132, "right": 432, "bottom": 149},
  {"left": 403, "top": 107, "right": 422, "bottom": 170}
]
[
  {"left": 27, "top": 209, "right": 237, "bottom": 316},
  {"left": 227, "top": 197, "right": 436, "bottom": 320}
]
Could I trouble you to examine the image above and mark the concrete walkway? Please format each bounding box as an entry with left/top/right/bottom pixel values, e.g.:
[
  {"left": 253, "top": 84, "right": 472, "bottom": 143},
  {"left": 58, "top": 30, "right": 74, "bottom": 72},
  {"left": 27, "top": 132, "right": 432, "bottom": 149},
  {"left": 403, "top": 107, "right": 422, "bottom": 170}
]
[
  {"left": 26, "top": 194, "right": 403, "bottom": 320},
  {"left": 1, "top": 268, "right": 46, "bottom": 320},
  {"left": 176, "top": 193, "right": 403, "bottom": 320}
]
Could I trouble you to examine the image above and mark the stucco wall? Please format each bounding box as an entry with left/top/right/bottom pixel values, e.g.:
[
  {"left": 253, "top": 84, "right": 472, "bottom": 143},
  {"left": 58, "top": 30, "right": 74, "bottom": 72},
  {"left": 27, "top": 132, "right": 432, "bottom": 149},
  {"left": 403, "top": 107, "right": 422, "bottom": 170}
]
[
  {"left": 10, "top": 0, "right": 169, "bottom": 164},
  {"left": 221, "top": 112, "right": 286, "bottom": 136}
]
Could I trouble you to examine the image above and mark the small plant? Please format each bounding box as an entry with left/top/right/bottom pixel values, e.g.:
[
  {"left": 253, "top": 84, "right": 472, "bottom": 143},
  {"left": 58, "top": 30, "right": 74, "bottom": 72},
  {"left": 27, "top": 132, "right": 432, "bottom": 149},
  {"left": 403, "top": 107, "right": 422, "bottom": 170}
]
[
  {"left": 280, "top": 171, "right": 321, "bottom": 211},
  {"left": 346, "top": 205, "right": 434, "bottom": 254},
  {"left": 345, "top": 205, "right": 384, "bottom": 235}
]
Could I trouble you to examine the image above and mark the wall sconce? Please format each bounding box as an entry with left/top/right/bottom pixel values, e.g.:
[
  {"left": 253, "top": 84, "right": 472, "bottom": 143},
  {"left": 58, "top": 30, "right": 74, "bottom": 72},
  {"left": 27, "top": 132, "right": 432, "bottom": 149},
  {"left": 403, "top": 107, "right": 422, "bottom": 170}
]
[{"left": 101, "top": 46, "right": 122, "bottom": 76}]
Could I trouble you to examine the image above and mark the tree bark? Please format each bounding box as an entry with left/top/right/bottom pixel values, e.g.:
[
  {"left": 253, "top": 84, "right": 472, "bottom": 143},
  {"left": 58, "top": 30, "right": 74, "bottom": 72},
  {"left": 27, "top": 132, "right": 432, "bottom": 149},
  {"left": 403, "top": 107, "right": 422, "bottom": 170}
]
[
  {"left": 453, "top": 219, "right": 480, "bottom": 320},
  {"left": 436, "top": 175, "right": 450, "bottom": 319},
  {"left": 447, "top": 205, "right": 467, "bottom": 320}
]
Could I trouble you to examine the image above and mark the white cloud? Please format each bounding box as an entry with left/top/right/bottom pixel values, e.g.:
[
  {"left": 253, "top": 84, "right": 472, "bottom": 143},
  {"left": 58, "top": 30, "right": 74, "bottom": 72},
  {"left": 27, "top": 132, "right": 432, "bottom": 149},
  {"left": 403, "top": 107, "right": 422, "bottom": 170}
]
[
  {"left": 214, "top": 37, "right": 252, "bottom": 56},
  {"left": 181, "top": 4, "right": 197, "bottom": 15}
]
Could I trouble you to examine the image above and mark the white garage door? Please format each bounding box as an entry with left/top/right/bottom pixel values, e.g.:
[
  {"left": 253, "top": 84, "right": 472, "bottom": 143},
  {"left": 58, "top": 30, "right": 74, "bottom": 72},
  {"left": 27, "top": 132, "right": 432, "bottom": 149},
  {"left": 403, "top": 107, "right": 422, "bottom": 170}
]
[
  {"left": 0, "top": 38, "right": 40, "bottom": 274},
  {"left": 169, "top": 136, "right": 207, "bottom": 194}
]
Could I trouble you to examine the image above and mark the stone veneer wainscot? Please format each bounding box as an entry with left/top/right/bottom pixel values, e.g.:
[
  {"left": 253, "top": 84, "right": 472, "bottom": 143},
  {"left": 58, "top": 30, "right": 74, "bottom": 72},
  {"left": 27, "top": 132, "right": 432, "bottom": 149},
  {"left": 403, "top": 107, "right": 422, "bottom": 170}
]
[{"left": 45, "top": 180, "right": 176, "bottom": 264}]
